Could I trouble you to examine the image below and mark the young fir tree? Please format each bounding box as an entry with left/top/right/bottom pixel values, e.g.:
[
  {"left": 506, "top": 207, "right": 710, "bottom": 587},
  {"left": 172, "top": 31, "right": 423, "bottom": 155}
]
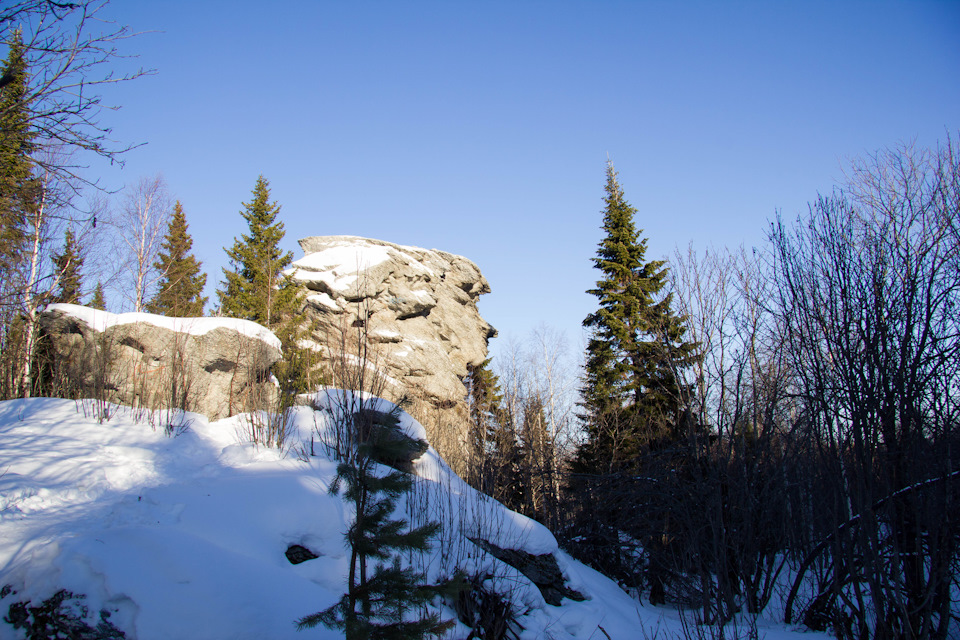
[
  {"left": 88, "top": 281, "right": 106, "bottom": 310},
  {"left": 577, "top": 161, "right": 697, "bottom": 473},
  {"left": 297, "top": 404, "right": 454, "bottom": 639},
  {"left": 145, "top": 201, "right": 207, "bottom": 316},
  {"left": 218, "top": 176, "right": 318, "bottom": 395},
  {"left": 218, "top": 176, "right": 298, "bottom": 327},
  {"left": 50, "top": 228, "right": 83, "bottom": 304}
]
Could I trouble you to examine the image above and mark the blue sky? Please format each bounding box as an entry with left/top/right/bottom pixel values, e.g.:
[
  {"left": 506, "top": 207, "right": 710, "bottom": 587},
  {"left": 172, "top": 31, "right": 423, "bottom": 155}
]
[{"left": 91, "top": 0, "right": 958, "bottom": 358}]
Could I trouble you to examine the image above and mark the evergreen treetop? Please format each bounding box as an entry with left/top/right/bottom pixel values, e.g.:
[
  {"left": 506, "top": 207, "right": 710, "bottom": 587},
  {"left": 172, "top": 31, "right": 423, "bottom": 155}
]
[
  {"left": 146, "top": 201, "right": 207, "bottom": 317},
  {"left": 50, "top": 228, "right": 83, "bottom": 304},
  {"left": 217, "top": 176, "right": 318, "bottom": 396},
  {"left": 88, "top": 281, "right": 106, "bottom": 310},
  {"left": 218, "top": 175, "right": 298, "bottom": 329}
]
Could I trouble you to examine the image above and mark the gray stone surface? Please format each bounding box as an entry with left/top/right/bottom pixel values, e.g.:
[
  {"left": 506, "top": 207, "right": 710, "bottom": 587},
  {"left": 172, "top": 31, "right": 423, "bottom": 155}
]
[
  {"left": 38, "top": 308, "right": 281, "bottom": 420},
  {"left": 291, "top": 235, "right": 495, "bottom": 415}
]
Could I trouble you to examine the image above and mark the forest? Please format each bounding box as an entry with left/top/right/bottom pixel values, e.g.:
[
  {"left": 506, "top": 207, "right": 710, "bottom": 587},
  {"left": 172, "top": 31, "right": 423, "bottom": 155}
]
[{"left": 1, "top": 2, "right": 958, "bottom": 639}]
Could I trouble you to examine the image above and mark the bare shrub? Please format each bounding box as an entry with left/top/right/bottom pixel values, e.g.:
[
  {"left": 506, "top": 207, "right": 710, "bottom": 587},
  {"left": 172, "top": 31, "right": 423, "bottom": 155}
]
[
  {"left": 772, "top": 138, "right": 960, "bottom": 638},
  {"left": 452, "top": 571, "right": 523, "bottom": 640},
  {"left": 233, "top": 335, "right": 294, "bottom": 450},
  {"left": 241, "top": 406, "right": 296, "bottom": 451}
]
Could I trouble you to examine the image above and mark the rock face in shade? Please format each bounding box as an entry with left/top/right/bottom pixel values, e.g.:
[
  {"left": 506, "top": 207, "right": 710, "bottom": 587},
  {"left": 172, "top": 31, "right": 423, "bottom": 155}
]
[
  {"left": 38, "top": 305, "right": 282, "bottom": 420},
  {"left": 289, "top": 236, "right": 495, "bottom": 447}
]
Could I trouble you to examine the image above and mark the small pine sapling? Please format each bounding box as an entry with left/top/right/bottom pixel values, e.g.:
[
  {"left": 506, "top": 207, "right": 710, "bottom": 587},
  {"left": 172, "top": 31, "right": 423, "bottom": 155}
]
[{"left": 297, "top": 403, "right": 454, "bottom": 639}]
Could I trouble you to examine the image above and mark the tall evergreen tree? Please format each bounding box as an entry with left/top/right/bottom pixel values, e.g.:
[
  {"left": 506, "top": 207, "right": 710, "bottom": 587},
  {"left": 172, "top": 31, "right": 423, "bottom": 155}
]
[
  {"left": 577, "top": 162, "right": 697, "bottom": 472},
  {"left": 146, "top": 201, "right": 207, "bottom": 317},
  {"left": 50, "top": 228, "right": 83, "bottom": 304},
  {"left": 0, "top": 31, "right": 33, "bottom": 398},
  {"left": 465, "top": 359, "right": 523, "bottom": 510},
  {"left": 466, "top": 358, "right": 504, "bottom": 465},
  {"left": 519, "top": 394, "right": 554, "bottom": 522},
  {"left": 0, "top": 30, "right": 36, "bottom": 299},
  {"left": 297, "top": 404, "right": 454, "bottom": 638}
]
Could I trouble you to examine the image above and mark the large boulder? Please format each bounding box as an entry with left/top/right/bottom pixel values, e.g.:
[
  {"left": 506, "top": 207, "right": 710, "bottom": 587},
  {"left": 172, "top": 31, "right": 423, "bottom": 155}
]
[
  {"left": 289, "top": 236, "right": 495, "bottom": 459},
  {"left": 38, "top": 305, "right": 282, "bottom": 420}
]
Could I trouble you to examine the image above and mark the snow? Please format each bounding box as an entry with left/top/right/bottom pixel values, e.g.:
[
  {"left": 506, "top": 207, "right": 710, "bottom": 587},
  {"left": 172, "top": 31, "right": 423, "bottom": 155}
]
[
  {"left": 288, "top": 238, "right": 440, "bottom": 290},
  {"left": 292, "top": 244, "right": 391, "bottom": 272},
  {"left": 45, "top": 303, "right": 282, "bottom": 350},
  {"left": 288, "top": 243, "right": 391, "bottom": 291},
  {"left": 306, "top": 292, "right": 340, "bottom": 311},
  {"left": 290, "top": 268, "right": 357, "bottom": 292},
  {"left": 0, "top": 396, "right": 833, "bottom": 640}
]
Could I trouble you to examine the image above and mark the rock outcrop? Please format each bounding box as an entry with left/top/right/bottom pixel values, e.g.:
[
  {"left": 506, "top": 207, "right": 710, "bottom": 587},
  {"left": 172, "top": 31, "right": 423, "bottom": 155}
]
[
  {"left": 469, "top": 538, "right": 586, "bottom": 606},
  {"left": 38, "top": 305, "right": 281, "bottom": 420},
  {"left": 290, "top": 236, "right": 495, "bottom": 459}
]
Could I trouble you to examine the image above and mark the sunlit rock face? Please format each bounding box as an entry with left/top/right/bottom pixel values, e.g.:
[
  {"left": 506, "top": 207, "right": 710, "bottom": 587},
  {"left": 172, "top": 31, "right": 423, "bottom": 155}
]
[
  {"left": 290, "top": 236, "right": 496, "bottom": 460},
  {"left": 38, "top": 305, "right": 281, "bottom": 420}
]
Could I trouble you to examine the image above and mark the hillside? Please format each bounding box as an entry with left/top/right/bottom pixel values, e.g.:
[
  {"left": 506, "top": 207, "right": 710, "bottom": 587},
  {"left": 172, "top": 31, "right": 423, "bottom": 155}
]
[{"left": 0, "top": 396, "right": 828, "bottom": 639}]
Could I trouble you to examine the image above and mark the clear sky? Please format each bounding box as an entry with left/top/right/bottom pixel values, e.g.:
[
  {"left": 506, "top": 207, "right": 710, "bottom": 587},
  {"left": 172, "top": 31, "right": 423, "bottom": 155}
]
[{"left": 90, "top": 0, "right": 959, "bottom": 359}]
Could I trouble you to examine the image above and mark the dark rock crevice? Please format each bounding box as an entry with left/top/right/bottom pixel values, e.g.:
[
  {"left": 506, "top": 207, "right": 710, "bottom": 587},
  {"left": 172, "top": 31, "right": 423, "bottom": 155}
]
[{"left": 285, "top": 544, "right": 320, "bottom": 565}]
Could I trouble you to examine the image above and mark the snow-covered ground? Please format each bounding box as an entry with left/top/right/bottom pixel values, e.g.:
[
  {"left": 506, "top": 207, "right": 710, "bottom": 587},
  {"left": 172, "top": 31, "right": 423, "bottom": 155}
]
[{"left": 0, "top": 396, "right": 831, "bottom": 639}]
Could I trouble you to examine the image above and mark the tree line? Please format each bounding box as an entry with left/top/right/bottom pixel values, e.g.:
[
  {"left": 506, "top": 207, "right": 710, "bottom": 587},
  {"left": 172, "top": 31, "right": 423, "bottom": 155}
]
[{"left": 462, "top": 143, "right": 959, "bottom": 639}]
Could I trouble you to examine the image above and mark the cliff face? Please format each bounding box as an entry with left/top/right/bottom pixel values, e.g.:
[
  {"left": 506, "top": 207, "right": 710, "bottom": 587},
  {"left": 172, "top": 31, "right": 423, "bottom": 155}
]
[{"left": 290, "top": 236, "right": 495, "bottom": 459}]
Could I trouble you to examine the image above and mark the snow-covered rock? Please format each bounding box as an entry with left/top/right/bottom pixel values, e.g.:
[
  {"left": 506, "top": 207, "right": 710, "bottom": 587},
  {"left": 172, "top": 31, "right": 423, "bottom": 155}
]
[
  {"left": 39, "top": 305, "right": 282, "bottom": 420},
  {"left": 290, "top": 236, "right": 496, "bottom": 460}
]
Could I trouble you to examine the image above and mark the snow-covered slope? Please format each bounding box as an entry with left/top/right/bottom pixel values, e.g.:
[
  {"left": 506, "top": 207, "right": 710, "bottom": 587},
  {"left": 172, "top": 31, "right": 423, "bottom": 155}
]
[{"left": 0, "top": 396, "right": 827, "bottom": 639}]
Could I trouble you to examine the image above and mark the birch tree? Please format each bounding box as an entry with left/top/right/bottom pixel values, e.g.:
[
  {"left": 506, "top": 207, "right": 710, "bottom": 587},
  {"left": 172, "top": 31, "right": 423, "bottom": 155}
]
[
  {"left": 112, "top": 175, "right": 171, "bottom": 312},
  {"left": 5, "top": 163, "right": 87, "bottom": 399}
]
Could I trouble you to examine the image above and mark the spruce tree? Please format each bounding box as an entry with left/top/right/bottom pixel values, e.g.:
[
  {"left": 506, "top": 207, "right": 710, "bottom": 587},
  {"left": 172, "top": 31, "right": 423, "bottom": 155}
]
[
  {"left": 519, "top": 395, "right": 553, "bottom": 522},
  {"left": 50, "top": 228, "right": 83, "bottom": 304},
  {"left": 218, "top": 176, "right": 299, "bottom": 327},
  {"left": 146, "top": 201, "right": 207, "bottom": 317},
  {"left": 297, "top": 404, "right": 453, "bottom": 639},
  {"left": 218, "top": 176, "right": 317, "bottom": 396},
  {"left": 88, "top": 281, "right": 106, "bottom": 310},
  {"left": 466, "top": 358, "right": 504, "bottom": 477},
  {"left": 0, "top": 30, "right": 36, "bottom": 296},
  {"left": 577, "top": 161, "right": 697, "bottom": 472}
]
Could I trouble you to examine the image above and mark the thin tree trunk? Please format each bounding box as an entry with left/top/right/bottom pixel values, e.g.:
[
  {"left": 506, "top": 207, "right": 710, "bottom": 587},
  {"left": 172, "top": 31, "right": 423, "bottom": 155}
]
[{"left": 17, "top": 183, "right": 50, "bottom": 397}]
